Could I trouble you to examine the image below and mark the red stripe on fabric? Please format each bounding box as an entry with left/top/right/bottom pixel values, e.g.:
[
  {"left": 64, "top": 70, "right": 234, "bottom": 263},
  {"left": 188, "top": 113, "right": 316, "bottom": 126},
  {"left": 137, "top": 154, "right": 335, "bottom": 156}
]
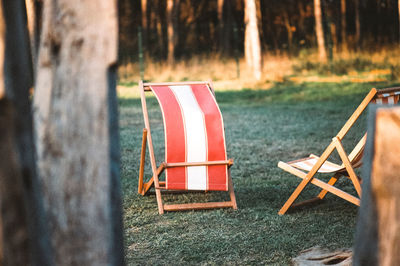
[
  {"left": 191, "top": 84, "right": 228, "bottom": 191},
  {"left": 151, "top": 86, "right": 186, "bottom": 190},
  {"left": 382, "top": 97, "right": 389, "bottom": 104}
]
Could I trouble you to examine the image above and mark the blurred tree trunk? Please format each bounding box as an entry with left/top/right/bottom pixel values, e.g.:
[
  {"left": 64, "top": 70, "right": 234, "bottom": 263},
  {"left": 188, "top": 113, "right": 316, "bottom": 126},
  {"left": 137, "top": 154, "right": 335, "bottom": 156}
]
[
  {"left": 25, "top": 0, "right": 42, "bottom": 72},
  {"left": 398, "top": 0, "right": 400, "bottom": 44},
  {"left": 33, "top": 0, "right": 124, "bottom": 265},
  {"left": 354, "top": 107, "right": 400, "bottom": 266},
  {"left": 141, "top": 0, "right": 147, "bottom": 55},
  {"left": 25, "top": 0, "right": 36, "bottom": 66},
  {"left": 341, "top": 0, "right": 347, "bottom": 51},
  {"left": 283, "top": 11, "right": 293, "bottom": 55},
  {"left": 355, "top": 0, "right": 361, "bottom": 48},
  {"left": 217, "top": 0, "right": 225, "bottom": 55},
  {"left": 0, "top": 1, "right": 52, "bottom": 265},
  {"left": 167, "top": 0, "right": 179, "bottom": 64},
  {"left": 314, "top": 0, "right": 327, "bottom": 62},
  {"left": 244, "top": 0, "right": 261, "bottom": 80}
]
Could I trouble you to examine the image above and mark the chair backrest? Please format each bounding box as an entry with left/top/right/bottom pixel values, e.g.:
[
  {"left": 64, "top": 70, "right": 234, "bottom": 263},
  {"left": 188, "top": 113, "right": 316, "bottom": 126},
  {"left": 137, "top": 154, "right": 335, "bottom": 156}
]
[
  {"left": 148, "top": 82, "right": 228, "bottom": 191},
  {"left": 372, "top": 87, "right": 400, "bottom": 104},
  {"left": 346, "top": 87, "right": 400, "bottom": 168}
]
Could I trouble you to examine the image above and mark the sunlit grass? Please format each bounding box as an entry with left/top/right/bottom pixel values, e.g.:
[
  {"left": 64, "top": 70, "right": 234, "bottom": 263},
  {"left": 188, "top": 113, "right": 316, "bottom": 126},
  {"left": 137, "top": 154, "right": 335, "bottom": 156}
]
[
  {"left": 118, "top": 47, "right": 400, "bottom": 90},
  {"left": 120, "top": 80, "right": 399, "bottom": 264}
]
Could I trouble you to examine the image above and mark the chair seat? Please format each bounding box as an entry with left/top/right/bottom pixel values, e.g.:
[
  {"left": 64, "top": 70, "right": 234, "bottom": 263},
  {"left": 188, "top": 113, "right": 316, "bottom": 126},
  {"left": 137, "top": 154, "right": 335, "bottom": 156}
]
[{"left": 288, "top": 155, "right": 345, "bottom": 173}]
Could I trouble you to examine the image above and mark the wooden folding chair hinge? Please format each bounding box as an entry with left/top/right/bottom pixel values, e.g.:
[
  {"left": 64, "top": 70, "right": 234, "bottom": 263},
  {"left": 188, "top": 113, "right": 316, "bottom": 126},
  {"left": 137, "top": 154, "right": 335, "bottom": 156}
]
[{"left": 334, "top": 137, "right": 362, "bottom": 197}]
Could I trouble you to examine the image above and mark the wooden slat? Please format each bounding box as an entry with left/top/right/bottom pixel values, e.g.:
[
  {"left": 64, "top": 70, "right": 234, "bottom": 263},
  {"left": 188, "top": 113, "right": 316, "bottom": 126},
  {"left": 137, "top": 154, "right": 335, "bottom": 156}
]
[
  {"left": 165, "top": 159, "right": 233, "bottom": 168},
  {"left": 317, "top": 175, "right": 339, "bottom": 199},
  {"left": 141, "top": 163, "right": 166, "bottom": 195},
  {"left": 138, "top": 128, "right": 147, "bottom": 194},
  {"left": 334, "top": 137, "right": 362, "bottom": 197},
  {"left": 163, "top": 201, "right": 234, "bottom": 211},
  {"left": 140, "top": 81, "right": 164, "bottom": 213},
  {"left": 375, "top": 86, "right": 400, "bottom": 97},
  {"left": 143, "top": 81, "right": 211, "bottom": 91},
  {"left": 337, "top": 88, "right": 377, "bottom": 139}
]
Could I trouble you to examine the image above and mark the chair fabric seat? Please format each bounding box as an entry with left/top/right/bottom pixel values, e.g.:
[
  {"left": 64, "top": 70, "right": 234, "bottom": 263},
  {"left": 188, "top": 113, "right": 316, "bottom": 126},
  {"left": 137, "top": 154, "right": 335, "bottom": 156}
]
[{"left": 289, "top": 156, "right": 345, "bottom": 173}]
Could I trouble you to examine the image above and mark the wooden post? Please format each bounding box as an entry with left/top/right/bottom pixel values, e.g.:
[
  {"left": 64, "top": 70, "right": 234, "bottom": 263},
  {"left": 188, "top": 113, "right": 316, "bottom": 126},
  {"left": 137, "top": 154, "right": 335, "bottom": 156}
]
[
  {"left": 33, "top": 0, "right": 124, "bottom": 265},
  {"left": 354, "top": 106, "right": 400, "bottom": 266},
  {"left": 0, "top": 1, "right": 52, "bottom": 265}
]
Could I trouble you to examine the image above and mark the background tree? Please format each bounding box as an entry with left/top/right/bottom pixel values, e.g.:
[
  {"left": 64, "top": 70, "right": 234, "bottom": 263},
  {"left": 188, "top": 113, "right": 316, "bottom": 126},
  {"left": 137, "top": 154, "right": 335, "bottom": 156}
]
[
  {"left": 33, "top": 0, "right": 124, "bottom": 264},
  {"left": 341, "top": 0, "right": 346, "bottom": 51},
  {"left": 314, "top": 0, "right": 327, "bottom": 62},
  {"left": 167, "top": 0, "right": 180, "bottom": 64},
  {"left": 0, "top": 0, "right": 52, "bottom": 265},
  {"left": 244, "top": 0, "right": 261, "bottom": 80}
]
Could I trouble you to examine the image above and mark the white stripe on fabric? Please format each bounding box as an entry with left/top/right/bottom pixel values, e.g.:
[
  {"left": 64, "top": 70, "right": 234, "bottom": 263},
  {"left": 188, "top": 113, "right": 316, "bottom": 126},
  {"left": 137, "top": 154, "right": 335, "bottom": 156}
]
[
  {"left": 395, "top": 91, "right": 400, "bottom": 95},
  {"left": 376, "top": 98, "right": 383, "bottom": 104},
  {"left": 170, "top": 85, "right": 207, "bottom": 190},
  {"left": 382, "top": 93, "right": 390, "bottom": 97},
  {"left": 388, "top": 96, "right": 395, "bottom": 104}
]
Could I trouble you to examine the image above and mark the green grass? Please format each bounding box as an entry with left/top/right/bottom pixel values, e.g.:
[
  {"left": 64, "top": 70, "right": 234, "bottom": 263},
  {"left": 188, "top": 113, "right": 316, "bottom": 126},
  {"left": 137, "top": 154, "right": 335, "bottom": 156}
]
[{"left": 120, "top": 81, "right": 399, "bottom": 265}]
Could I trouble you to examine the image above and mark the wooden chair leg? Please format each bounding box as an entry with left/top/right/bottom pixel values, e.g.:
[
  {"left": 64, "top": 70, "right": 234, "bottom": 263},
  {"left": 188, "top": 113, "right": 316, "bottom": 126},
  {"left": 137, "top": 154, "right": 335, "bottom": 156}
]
[
  {"left": 278, "top": 177, "right": 312, "bottom": 215},
  {"left": 228, "top": 170, "right": 238, "bottom": 210},
  {"left": 138, "top": 128, "right": 147, "bottom": 194},
  {"left": 317, "top": 174, "right": 339, "bottom": 199},
  {"left": 156, "top": 188, "right": 164, "bottom": 214}
]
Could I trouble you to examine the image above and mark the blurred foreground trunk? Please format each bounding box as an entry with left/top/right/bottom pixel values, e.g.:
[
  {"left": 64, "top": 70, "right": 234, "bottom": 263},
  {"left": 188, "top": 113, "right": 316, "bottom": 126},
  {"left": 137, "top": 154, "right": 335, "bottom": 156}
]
[
  {"left": 34, "top": 0, "right": 124, "bottom": 265},
  {"left": 244, "top": 0, "right": 261, "bottom": 80},
  {"left": 354, "top": 106, "right": 400, "bottom": 266},
  {"left": 314, "top": 0, "right": 327, "bottom": 62},
  {"left": 25, "top": 0, "right": 42, "bottom": 71},
  {"left": 0, "top": 1, "right": 52, "bottom": 265}
]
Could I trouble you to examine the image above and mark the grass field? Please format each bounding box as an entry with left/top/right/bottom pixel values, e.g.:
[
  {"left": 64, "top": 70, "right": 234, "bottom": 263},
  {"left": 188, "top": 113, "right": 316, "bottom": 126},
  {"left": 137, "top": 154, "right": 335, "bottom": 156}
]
[{"left": 120, "top": 81, "right": 398, "bottom": 265}]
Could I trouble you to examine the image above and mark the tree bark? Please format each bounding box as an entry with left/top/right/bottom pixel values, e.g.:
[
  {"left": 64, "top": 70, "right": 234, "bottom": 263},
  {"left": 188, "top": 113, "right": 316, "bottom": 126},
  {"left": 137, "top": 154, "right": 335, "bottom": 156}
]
[
  {"left": 0, "top": 1, "right": 52, "bottom": 265},
  {"left": 314, "top": 0, "right": 327, "bottom": 62},
  {"left": 167, "top": 0, "right": 179, "bottom": 65},
  {"left": 141, "top": 0, "right": 147, "bottom": 54},
  {"left": 33, "top": 0, "right": 124, "bottom": 265},
  {"left": 355, "top": 0, "right": 361, "bottom": 48},
  {"left": 217, "top": 0, "right": 224, "bottom": 53},
  {"left": 341, "top": 0, "right": 347, "bottom": 51},
  {"left": 25, "top": 0, "right": 42, "bottom": 71},
  {"left": 398, "top": 0, "right": 400, "bottom": 44},
  {"left": 283, "top": 11, "right": 293, "bottom": 55},
  {"left": 354, "top": 107, "right": 400, "bottom": 266},
  {"left": 244, "top": 0, "right": 262, "bottom": 80}
]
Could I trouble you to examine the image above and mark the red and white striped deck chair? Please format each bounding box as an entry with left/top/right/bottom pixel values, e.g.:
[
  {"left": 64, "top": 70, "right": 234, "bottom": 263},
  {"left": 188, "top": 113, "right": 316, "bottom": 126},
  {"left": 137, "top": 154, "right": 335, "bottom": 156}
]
[
  {"left": 138, "top": 81, "right": 237, "bottom": 214},
  {"left": 278, "top": 87, "right": 400, "bottom": 215}
]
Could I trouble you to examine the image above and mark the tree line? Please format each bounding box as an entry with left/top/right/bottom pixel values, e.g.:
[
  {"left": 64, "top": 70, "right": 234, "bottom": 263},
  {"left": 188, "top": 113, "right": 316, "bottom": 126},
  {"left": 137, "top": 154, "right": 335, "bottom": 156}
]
[{"left": 119, "top": 0, "right": 400, "bottom": 63}]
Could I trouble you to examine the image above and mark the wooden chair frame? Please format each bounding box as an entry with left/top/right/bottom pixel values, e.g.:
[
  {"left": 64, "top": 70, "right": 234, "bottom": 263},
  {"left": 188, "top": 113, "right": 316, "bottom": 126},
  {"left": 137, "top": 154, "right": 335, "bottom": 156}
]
[
  {"left": 278, "top": 87, "right": 390, "bottom": 215},
  {"left": 138, "top": 80, "right": 238, "bottom": 214}
]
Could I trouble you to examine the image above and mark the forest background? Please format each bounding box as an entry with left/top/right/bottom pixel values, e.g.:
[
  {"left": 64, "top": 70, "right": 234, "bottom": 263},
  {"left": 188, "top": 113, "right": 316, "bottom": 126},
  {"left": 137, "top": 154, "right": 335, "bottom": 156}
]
[{"left": 118, "top": 0, "right": 400, "bottom": 86}]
